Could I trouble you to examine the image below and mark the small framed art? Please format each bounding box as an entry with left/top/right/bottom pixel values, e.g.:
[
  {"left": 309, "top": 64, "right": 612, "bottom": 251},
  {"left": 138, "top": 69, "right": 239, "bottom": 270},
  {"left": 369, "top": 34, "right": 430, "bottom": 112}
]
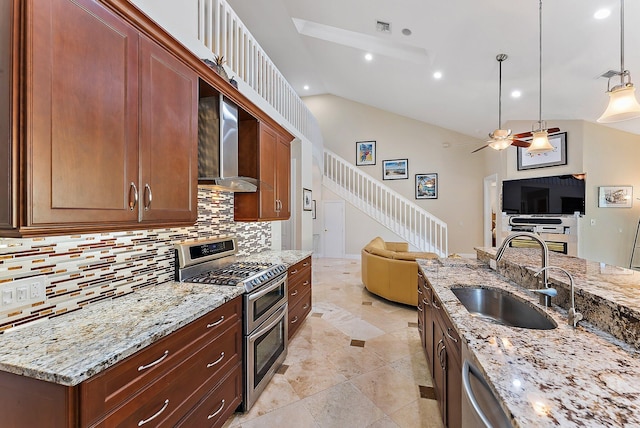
[
  {"left": 356, "top": 141, "right": 376, "bottom": 166},
  {"left": 382, "top": 159, "right": 408, "bottom": 180},
  {"left": 416, "top": 173, "right": 438, "bottom": 199}
]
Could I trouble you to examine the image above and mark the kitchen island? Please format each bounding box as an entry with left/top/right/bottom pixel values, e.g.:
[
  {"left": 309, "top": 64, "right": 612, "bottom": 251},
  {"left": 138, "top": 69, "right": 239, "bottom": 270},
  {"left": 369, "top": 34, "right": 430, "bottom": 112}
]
[{"left": 418, "top": 250, "right": 640, "bottom": 427}]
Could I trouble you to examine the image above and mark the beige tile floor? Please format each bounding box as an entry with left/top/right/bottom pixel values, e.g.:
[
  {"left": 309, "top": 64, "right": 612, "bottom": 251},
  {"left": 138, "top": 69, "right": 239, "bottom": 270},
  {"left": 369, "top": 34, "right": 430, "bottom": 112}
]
[{"left": 224, "top": 258, "right": 444, "bottom": 428}]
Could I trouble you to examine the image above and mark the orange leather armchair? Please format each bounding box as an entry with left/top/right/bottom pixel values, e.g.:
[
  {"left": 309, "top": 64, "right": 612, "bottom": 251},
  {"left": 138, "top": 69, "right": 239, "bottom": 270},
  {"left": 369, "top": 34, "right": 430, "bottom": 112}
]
[{"left": 361, "top": 237, "right": 438, "bottom": 306}]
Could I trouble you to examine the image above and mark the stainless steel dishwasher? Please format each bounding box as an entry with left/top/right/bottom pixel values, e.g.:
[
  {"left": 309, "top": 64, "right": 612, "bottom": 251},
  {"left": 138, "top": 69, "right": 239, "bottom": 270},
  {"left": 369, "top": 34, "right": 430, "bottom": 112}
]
[{"left": 461, "top": 345, "right": 512, "bottom": 428}]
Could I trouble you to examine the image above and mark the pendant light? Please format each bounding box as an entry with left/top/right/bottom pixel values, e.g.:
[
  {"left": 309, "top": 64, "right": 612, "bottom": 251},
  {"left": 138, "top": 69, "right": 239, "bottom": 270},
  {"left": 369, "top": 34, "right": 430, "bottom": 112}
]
[
  {"left": 527, "top": 0, "right": 554, "bottom": 154},
  {"left": 488, "top": 54, "right": 513, "bottom": 151},
  {"left": 597, "top": 0, "right": 640, "bottom": 123}
]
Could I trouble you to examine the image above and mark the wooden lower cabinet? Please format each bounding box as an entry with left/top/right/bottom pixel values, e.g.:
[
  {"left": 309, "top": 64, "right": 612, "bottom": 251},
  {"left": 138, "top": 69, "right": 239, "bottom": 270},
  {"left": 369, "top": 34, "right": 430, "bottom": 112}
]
[
  {"left": 0, "top": 297, "right": 242, "bottom": 428},
  {"left": 420, "top": 272, "right": 462, "bottom": 428},
  {"left": 288, "top": 256, "right": 312, "bottom": 339}
]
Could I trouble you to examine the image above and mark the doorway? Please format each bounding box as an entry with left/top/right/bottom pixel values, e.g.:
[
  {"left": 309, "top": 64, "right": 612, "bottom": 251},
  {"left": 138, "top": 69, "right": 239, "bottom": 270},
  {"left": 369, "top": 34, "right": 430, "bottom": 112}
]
[
  {"left": 483, "top": 174, "right": 498, "bottom": 247},
  {"left": 322, "top": 200, "right": 345, "bottom": 258}
]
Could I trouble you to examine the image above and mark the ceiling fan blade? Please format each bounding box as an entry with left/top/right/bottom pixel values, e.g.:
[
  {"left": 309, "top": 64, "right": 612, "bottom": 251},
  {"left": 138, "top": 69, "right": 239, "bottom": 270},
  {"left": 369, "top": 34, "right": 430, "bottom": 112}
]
[
  {"left": 548, "top": 127, "right": 561, "bottom": 134},
  {"left": 471, "top": 144, "right": 490, "bottom": 153},
  {"left": 513, "top": 127, "right": 561, "bottom": 139},
  {"left": 511, "top": 139, "right": 531, "bottom": 148}
]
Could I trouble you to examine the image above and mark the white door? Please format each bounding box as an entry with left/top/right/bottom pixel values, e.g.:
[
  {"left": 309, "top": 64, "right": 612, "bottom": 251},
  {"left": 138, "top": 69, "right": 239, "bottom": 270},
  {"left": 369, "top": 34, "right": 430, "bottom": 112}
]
[{"left": 323, "top": 200, "right": 345, "bottom": 258}]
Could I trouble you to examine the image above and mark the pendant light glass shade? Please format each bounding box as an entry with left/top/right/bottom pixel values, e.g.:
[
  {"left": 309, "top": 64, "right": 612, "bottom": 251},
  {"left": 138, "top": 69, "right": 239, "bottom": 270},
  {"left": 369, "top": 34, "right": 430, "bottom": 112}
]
[
  {"left": 597, "top": 84, "right": 640, "bottom": 123},
  {"left": 597, "top": 0, "right": 640, "bottom": 123},
  {"left": 527, "top": 129, "right": 554, "bottom": 154},
  {"left": 488, "top": 139, "right": 512, "bottom": 151}
]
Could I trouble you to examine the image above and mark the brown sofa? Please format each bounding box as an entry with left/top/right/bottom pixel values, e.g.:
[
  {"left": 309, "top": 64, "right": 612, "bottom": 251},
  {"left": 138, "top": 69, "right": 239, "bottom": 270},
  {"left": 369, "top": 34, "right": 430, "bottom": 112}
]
[{"left": 361, "top": 237, "right": 438, "bottom": 306}]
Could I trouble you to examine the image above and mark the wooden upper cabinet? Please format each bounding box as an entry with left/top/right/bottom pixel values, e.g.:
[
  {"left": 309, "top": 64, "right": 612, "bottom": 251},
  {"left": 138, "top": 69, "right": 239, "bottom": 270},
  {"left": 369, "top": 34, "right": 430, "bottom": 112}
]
[
  {"left": 235, "top": 120, "right": 292, "bottom": 221},
  {"left": 28, "top": 0, "right": 140, "bottom": 226},
  {"left": 138, "top": 35, "right": 198, "bottom": 224},
  {"left": 0, "top": 0, "right": 198, "bottom": 236}
]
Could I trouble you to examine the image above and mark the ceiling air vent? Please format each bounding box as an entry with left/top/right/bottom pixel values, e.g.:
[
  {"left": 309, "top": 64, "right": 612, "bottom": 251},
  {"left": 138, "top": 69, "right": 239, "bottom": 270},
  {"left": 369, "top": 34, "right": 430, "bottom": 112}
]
[{"left": 376, "top": 20, "right": 391, "bottom": 33}]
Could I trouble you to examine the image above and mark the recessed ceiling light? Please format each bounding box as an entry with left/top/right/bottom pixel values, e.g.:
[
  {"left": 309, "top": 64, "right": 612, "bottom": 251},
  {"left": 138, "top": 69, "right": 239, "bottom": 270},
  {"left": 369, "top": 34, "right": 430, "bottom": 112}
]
[
  {"left": 365, "top": 53, "right": 373, "bottom": 61},
  {"left": 402, "top": 28, "right": 412, "bottom": 36},
  {"left": 594, "top": 8, "right": 611, "bottom": 19},
  {"left": 303, "top": 85, "right": 310, "bottom": 91},
  {"left": 511, "top": 90, "right": 522, "bottom": 98},
  {"left": 433, "top": 71, "right": 443, "bottom": 79}
]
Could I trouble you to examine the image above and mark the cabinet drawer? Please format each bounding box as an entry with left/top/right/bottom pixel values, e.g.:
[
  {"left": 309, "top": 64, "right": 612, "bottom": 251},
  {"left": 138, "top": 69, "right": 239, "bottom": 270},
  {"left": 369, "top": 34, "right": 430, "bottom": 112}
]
[
  {"left": 289, "top": 273, "right": 311, "bottom": 304},
  {"left": 288, "top": 288, "right": 311, "bottom": 339},
  {"left": 288, "top": 257, "right": 311, "bottom": 286},
  {"left": 176, "top": 363, "right": 242, "bottom": 428},
  {"left": 81, "top": 297, "right": 241, "bottom": 425},
  {"left": 93, "top": 322, "right": 241, "bottom": 427}
]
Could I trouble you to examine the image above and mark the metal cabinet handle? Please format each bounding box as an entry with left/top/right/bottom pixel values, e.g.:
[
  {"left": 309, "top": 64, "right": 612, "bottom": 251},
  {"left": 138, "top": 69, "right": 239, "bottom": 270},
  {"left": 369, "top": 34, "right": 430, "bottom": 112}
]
[
  {"left": 138, "top": 350, "right": 169, "bottom": 371},
  {"left": 417, "top": 304, "right": 423, "bottom": 312},
  {"left": 438, "top": 339, "right": 447, "bottom": 370},
  {"left": 446, "top": 327, "right": 459, "bottom": 343},
  {"left": 144, "top": 184, "right": 152, "bottom": 210},
  {"left": 138, "top": 399, "right": 169, "bottom": 426},
  {"left": 302, "top": 280, "right": 310, "bottom": 286},
  {"left": 418, "top": 287, "right": 423, "bottom": 295},
  {"left": 302, "top": 303, "right": 309, "bottom": 310},
  {"left": 207, "top": 399, "right": 225, "bottom": 420},
  {"left": 423, "top": 298, "right": 430, "bottom": 307},
  {"left": 291, "top": 316, "right": 299, "bottom": 324},
  {"left": 129, "top": 182, "right": 138, "bottom": 210},
  {"left": 303, "top": 262, "right": 309, "bottom": 267},
  {"left": 206, "top": 352, "right": 225, "bottom": 368},
  {"left": 290, "top": 290, "right": 298, "bottom": 296},
  {"left": 207, "top": 316, "right": 224, "bottom": 328},
  {"left": 290, "top": 269, "right": 298, "bottom": 275},
  {"left": 432, "top": 299, "right": 441, "bottom": 310}
]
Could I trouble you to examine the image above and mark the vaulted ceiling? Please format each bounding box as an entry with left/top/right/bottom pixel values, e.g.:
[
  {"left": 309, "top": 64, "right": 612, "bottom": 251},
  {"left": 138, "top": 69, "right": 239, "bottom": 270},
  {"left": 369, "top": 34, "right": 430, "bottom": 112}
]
[{"left": 227, "top": 0, "right": 640, "bottom": 141}]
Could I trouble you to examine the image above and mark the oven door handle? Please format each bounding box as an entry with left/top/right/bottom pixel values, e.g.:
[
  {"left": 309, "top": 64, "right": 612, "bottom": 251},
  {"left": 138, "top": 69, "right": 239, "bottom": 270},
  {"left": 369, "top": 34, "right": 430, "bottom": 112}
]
[
  {"left": 249, "top": 303, "right": 287, "bottom": 340},
  {"left": 247, "top": 275, "right": 287, "bottom": 302}
]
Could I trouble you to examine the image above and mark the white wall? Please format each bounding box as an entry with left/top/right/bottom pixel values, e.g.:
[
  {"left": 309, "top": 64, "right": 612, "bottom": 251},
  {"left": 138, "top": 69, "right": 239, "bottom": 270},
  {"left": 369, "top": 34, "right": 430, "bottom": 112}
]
[{"left": 304, "top": 94, "right": 485, "bottom": 256}]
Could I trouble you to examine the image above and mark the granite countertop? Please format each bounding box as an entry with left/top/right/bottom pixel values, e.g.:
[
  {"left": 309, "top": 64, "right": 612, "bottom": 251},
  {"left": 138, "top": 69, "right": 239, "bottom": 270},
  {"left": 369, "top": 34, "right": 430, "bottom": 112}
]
[
  {"left": 0, "top": 250, "right": 311, "bottom": 387},
  {"left": 418, "top": 255, "right": 640, "bottom": 427}
]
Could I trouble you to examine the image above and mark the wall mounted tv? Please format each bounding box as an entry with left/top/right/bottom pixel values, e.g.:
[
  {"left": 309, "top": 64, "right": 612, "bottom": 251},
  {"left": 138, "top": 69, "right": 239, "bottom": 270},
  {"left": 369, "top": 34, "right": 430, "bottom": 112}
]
[{"left": 502, "top": 174, "right": 586, "bottom": 215}]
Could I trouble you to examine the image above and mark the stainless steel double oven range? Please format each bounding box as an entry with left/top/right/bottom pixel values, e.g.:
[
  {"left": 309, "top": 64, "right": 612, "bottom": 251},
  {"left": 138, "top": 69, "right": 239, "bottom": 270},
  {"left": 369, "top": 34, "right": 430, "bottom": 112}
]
[{"left": 175, "top": 237, "right": 288, "bottom": 411}]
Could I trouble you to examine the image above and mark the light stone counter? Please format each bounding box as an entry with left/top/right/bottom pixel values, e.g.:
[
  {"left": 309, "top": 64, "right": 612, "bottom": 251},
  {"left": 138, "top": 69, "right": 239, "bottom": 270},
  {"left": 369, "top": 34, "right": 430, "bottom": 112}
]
[
  {"left": 418, "top": 255, "right": 640, "bottom": 427},
  {"left": 0, "top": 250, "right": 311, "bottom": 386}
]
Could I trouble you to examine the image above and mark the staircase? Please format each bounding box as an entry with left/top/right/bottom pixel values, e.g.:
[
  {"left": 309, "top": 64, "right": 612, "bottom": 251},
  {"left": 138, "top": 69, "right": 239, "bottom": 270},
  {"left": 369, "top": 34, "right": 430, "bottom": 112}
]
[{"left": 323, "top": 150, "right": 448, "bottom": 257}]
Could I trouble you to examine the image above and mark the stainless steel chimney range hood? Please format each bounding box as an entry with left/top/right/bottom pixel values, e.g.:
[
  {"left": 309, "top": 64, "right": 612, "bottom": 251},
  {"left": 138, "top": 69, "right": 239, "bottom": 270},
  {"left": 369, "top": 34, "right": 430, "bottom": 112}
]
[{"left": 198, "top": 94, "right": 258, "bottom": 192}]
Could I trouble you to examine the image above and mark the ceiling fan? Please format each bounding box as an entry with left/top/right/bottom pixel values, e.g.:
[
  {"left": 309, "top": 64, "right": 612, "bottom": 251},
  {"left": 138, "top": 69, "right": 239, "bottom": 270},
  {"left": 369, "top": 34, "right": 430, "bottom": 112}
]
[{"left": 472, "top": 54, "right": 559, "bottom": 153}]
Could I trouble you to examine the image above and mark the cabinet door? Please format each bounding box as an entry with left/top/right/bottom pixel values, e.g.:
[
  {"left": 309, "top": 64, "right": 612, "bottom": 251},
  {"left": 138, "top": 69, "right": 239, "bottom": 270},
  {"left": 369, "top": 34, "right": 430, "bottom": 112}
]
[
  {"left": 27, "top": 0, "right": 139, "bottom": 226},
  {"left": 139, "top": 35, "right": 198, "bottom": 223},
  {"left": 275, "top": 134, "right": 291, "bottom": 219},
  {"left": 258, "top": 123, "right": 278, "bottom": 219}
]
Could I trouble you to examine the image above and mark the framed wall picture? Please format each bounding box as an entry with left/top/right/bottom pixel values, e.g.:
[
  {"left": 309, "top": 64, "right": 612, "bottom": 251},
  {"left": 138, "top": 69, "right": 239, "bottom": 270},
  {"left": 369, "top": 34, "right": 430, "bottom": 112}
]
[
  {"left": 517, "top": 132, "right": 567, "bottom": 170},
  {"left": 303, "top": 188, "right": 312, "bottom": 211},
  {"left": 382, "top": 159, "right": 408, "bottom": 180},
  {"left": 416, "top": 173, "right": 438, "bottom": 199},
  {"left": 598, "top": 186, "right": 633, "bottom": 208},
  {"left": 356, "top": 141, "right": 376, "bottom": 166}
]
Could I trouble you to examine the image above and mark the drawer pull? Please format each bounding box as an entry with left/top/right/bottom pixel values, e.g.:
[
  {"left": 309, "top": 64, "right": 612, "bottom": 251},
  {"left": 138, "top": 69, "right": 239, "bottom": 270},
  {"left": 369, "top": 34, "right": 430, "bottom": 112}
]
[
  {"left": 138, "top": 350, "right": 169, "bottom": 371},
  {"left": 207, "top": 316, "right": 225, "bottom": 328},
  {"left": 302, "top": 262, "right": 309, "bottom": 267},
  {"left": 206, "top": 352, "right": 225, "bottom": 368},
  {"left": 291, "top": 316, "right": 299, "bottom": 324},
  {"left": 418, "top": 288, "right": 423, "bottom": 295},
  {"left": 423, "top": 298, "right": 430, "bottom": 307},
  {"left": 302, "top": 281, "right": 310, "bottom": 286},
  {"left": 302, "top": 303, "right": 309, "bottom": 310},
  {"left": 446, "top": 327, "right": 459, "bottom": 343},
  {"left": 207, "top": 399, "right": 225, "bottom": 420},
  {"left": 290, "top": 269, "right": 298, "bottom": 275},
  {"left": 290, "top": 290, "right": 299, "bottom": 296},
  {"left": 138, "top": 399, "right": 169, "bottom": 426},
  {"left": 432, "top": 299, "right": 441, "bottom": 310},
  {"left": 417, "top": 305, "right": 423, "bottom": 312}
]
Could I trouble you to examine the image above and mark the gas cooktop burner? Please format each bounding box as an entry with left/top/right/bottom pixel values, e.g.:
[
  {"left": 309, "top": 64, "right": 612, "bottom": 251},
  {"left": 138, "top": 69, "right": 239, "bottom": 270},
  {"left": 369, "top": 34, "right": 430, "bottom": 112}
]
[{"left": 188, "top": 261, "right": 283, "bottom": 286}]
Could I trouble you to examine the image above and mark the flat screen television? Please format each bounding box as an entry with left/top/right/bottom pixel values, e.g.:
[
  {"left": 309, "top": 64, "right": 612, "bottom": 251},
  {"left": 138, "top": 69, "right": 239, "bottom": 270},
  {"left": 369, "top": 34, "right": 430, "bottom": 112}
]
[{"left": 502, "top": 174, "right": 586, "bottom": 215}]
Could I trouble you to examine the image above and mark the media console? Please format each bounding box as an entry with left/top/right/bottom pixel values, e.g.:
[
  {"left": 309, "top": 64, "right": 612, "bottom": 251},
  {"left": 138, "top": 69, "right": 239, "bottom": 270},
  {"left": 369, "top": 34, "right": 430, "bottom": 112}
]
[{"left": 501, "top": 213, "right": 579, "bottom": 256}]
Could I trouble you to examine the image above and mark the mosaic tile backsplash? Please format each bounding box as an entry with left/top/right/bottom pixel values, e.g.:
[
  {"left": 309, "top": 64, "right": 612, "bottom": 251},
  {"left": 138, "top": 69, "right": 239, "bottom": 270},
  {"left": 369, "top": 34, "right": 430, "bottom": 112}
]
[{"left": 0, "top": 188, "right": 271, "bottom": 331}]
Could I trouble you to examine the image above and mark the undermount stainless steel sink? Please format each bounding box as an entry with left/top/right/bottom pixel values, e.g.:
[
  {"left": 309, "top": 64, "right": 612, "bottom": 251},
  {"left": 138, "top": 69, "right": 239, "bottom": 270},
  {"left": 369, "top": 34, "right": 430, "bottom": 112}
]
[{"left": 451, "top": 287, "right": 557, "bottom": 330}]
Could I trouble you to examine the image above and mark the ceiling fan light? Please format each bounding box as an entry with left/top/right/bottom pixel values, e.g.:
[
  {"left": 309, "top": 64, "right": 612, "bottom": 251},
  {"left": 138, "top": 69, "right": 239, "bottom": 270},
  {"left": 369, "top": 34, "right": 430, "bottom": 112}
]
[
  {"left": 597, "top": 85, "right": 640, "bottom": 123},
  {"left": 527, "top": 130, "right": 554, "bottom": 154},
  {"left": 488, "top": 139, "right": 512, "bottom": 150}
]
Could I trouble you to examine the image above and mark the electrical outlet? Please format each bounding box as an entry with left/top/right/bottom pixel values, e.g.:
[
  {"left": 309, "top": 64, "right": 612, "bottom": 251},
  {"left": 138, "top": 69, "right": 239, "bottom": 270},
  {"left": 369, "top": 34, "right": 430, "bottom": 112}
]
[
  {"left": 0, "top": 276, "right": 47, "bottom": 312},
  {"left": 16, "top": 286, "right": 28, "bottom": 302}
]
